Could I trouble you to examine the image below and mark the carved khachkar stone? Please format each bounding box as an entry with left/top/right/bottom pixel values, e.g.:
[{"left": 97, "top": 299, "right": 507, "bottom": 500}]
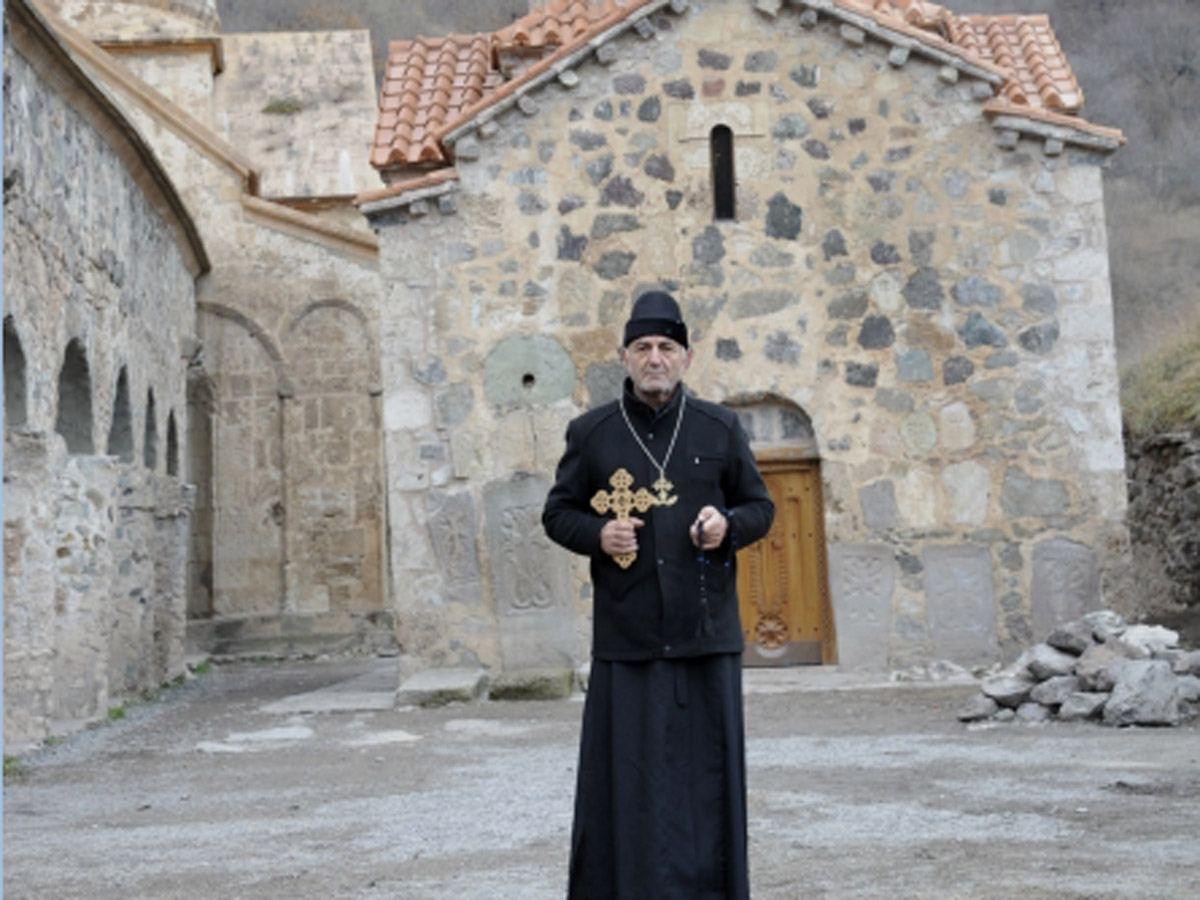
[
  {"left": 923, "top": 544, "right": 999, "bottom": 665},
  {"left": 828, "top": 544, "right": 895, "bottom": 670},
  {"left": 484, "top": 474, "right": 575, "bottom": 670},
  {"left": 1031, "top": 537, "right": 1100, "bottom": 640},
  {"left": 426, "top": 490, "right": 483, "bottom": 606}
]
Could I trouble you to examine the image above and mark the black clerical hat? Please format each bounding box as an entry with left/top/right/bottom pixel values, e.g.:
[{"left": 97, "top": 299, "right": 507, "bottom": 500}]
[{"left": 623, "top": 290, "right": 688, "bottom": 348}]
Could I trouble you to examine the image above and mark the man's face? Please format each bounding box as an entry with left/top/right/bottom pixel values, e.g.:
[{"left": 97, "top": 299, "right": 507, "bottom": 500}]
[{"left": 620, "top": 334, "right": 692, "bottom": 404}]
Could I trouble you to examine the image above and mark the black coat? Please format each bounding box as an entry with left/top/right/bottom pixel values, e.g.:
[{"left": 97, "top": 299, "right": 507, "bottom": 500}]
[{"left": 543, "top": 381, "right": 774, "bottom": 660}]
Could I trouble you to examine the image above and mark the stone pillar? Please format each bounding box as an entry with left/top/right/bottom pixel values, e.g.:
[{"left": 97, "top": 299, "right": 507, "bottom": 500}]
[
  {"left": 3, "top": 431, "right": 60, "bottom": 751},
  {"left": 51, "top": 453, "right": 119, "bottom": 730},
  {"left": 153, "top": 477, "right": 194, "bottom": 682},
  {"left": 108, "top": 466, "right": 157, "bottom": 696}
]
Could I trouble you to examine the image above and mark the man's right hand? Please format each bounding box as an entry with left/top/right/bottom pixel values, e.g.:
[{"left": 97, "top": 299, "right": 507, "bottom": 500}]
[{"left": 600, "top": 517, "right": 644, "bottom": 558}]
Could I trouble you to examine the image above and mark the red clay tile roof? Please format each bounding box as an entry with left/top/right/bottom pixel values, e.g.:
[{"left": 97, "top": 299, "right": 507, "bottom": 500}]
[
  {"left": 495, "top": 0, "right": 630, "bottom": 53},
  {"left": 849, "top": 1, "right": 1084, "bottom": 113},
  {"left": 369, "top": 0, "right": 1116, "bottom": 174},
  {"left": 949, "top": 14, "right": 1082, "bottom": 112},
  {"left": 371, "top": 33, "right": 503, "bottom": 168}
]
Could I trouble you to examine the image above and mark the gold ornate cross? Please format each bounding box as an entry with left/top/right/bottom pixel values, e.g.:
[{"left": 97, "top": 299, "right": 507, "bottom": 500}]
[{"left": 590, "top": 467, "right": 675, "bottom": 569}]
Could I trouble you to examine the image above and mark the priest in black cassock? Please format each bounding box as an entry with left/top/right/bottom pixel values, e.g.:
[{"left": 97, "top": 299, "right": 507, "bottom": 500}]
[{"left": 543, "top": 291, "right": 775, "bottom": 899}]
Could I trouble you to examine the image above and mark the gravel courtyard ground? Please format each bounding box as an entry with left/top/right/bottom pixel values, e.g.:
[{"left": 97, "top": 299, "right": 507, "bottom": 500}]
[{"left": 5, "top": 657, "right": 1199, "bottom": 899}]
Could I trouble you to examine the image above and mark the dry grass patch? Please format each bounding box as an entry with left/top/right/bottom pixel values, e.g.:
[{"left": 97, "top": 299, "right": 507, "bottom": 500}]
[{"left": 1121, "top": 324, "right": 1200, "bottom": 438}]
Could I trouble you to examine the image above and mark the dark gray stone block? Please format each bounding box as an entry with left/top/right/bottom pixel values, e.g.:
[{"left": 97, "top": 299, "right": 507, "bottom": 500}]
[
  {"left": 943, "top": 355, "right": 974, "bottom": 385},
  {"left": 569, "top": 130, "right": 607, "bottom": 151},
  {"left": 643, "top": 153, "right": 675, "bottom": 181},
  {"left": 662, "top": 79, "right": 694, "bottom": 99},
  {"left": 600, "top": 176, "right": 645, "bottom": 207},
  {"left": 857, "top": 315, "right": 895, "bottom": 349},
  {"left": 958, "top": 312, "right": 1007, "bottom": 348},
  {"left": 828, "top": 291, "right": 868, "bottom": 319},
  {"left": 1018, "top": 321, "right": 1060, "bottom": 354},
  {"left": 590, "top": 213, "right": 641, "bottom": 239},
  {"left": 952, "top": 276, "right": 1003, "bottom": 307},
  {"left": 822, "top": 229, "right": 847, "bottom": 260},
  {"left": 595, "top": 250, "right": 636, "bottom": 280},
  {"left": 556, "top": 226, "right": 588, "bottom": 261},
  {"left": 844, "top": 362, "right": 878, "bottom": 387},
  {"left": 870, "top": 242, "right": 901, "bottom": 265},
  {"left": 692, "top": 225, "right": 726, "bottom": 264},
  {"left": 903, "top": 268, "right": 943, "bottom": 310},
  {"left": 771, "top": 114, "right": 810, "bottom": 140},
  {"left": 698, "top": 49, "right": 732, "bottom": 70}
]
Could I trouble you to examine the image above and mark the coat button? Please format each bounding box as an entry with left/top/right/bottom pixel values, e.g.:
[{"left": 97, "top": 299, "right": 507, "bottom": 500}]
[
  {"left": 657, "top": 558, "right": 664, "bottom": 566},
  {"left": 664, "top": 645, "right": 672, "bottom": 653}
]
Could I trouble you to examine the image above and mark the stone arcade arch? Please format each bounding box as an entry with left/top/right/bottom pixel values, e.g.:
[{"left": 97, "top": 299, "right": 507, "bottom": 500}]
[
  {"left": 724, "top": 394, "right": 836, "bottom": 666},
  {"left": 166, "top": 410, "right": 179, "bottom": 476},
  {"left": 54, "top": 338, "right": 94, "bottom": 454},
  {"left": 280, "top": 299, "right": 385, "bottom": 617},
  {"left": 106, "top": 367, "right": 134, "bottom": 462},
  {"left": 196, "top": 304, "right": 286, "bottom": 617},
  {"left": 4, "top": 317, "right": 28, "bottom": 428},
  {"left": 143, "top": 388, "right": 158, "bottom": 470}
]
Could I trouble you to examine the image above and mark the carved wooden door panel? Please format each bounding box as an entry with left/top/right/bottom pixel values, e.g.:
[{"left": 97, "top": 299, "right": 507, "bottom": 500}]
[{"left": 736, "top": 459, "right": 835, "bottom": 666}]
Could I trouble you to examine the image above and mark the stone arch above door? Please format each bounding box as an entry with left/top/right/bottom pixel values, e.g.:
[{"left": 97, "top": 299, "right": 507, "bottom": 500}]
[{"left": 722, "top": 392, "right": 818, "bottom": 457}]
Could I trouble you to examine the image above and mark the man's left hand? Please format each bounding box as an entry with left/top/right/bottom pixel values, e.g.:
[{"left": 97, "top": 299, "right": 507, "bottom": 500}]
[{"left": 690, "top": 506, "right": 727, "bottom": 551}]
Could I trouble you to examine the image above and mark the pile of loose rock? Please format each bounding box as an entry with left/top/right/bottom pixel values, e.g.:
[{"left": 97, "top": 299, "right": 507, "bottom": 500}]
[{"left": 959, "top": 611, "right": 1200, "bottom": 726}]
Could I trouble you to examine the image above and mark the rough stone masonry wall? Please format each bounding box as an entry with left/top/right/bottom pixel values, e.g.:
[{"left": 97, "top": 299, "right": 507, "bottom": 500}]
[
  {"left": 78, "top": 17, "right": 390, "bottom": 648},
  {"left": 3, "top": 36, "right": 196, "bottom": 751},
  {"left": 1125, "top": 430, "right": 1200, "bottom": 614},
  {"left": 373, "top": 0, "right": 1129, "bottom": 674}
]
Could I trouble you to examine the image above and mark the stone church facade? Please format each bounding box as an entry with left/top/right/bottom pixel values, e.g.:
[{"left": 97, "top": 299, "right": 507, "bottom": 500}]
[
  {"left": 3, "top": 0, "right": 1132, "bottom": 749},
  {"left": 361, "top": 0, "right": 1130, "bottom": 677}
]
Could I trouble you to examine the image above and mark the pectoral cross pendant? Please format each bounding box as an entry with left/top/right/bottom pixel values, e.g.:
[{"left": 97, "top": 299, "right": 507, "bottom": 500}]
[
  {"left": 591, "top": 467, "right": 678, "bottom": 569},
  {"left": 652, "top": 474, "right": 677, "bottom": 507}
]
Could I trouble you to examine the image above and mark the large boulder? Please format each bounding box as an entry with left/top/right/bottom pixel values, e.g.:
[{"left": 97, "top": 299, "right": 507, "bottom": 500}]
[
  {"left": 1030, "top": 675, "right": 1080, "bottom": 707},
  {"left": 957, "top": 693, "right": 1000, "bottom": 722},
  {"left": 1102, "top": 660, "right": 1181, "bottom": 727},
  {"left": 1177, "top": 674, "right": 1200, "bottom": 703},
  {"left": 1027, "top": 643, "right": 1078, "bottom": 680},
  {"left": 1174, "top": 650, "right": 1200, "bottom": 677},
  {"left": 1016, "top": 702, "right": 1052, "bottom": 723},
  {"left": 1046, "top": 620, "right": 1095, "bottom": 656},
  {"left": 981, "top": 674, "right": 1035, "bottom": 708},
  {"left": 1075, "top": 642, "right": 1133, "bottom": 692},
  {"left": 1083, "top": 610, "right": 1127, "bottom": 643},
  {"left": 1057, "top": 692, "right": 1108, "bottom": 722},
  {"left": 1115, "top": 625, "right": 1180, "bottom": 659}
]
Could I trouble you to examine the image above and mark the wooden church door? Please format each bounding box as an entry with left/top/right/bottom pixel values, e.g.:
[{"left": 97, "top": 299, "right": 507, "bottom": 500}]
[{"left": 736, "top": 454, "right": 836, "bottom": 666}]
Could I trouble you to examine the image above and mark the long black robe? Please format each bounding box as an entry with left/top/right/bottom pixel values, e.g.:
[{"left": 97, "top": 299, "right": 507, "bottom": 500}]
[{"left": 568, "top": 653, "right": 749, "bottom": 900}]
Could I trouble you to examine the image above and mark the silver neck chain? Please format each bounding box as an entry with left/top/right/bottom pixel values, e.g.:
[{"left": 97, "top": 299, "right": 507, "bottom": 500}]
[{"left": 619, "top": 389, "right": 686, "bottom": 483}]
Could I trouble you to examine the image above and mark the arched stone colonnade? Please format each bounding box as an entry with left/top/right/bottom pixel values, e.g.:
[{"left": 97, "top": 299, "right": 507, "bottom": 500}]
[{"left": 188, "top": 298, "right": 389, "bottom": 653}]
